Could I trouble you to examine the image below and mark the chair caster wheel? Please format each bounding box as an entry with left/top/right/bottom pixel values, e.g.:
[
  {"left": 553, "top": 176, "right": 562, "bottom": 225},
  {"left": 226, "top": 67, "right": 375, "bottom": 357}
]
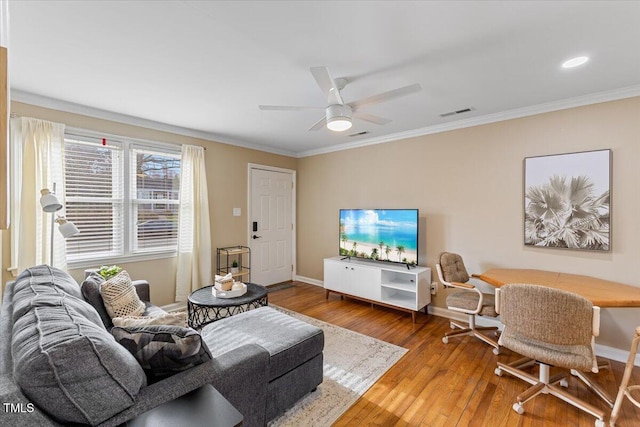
[
  {"left": 494, "top": 368, "right": 502, "bottom": 376},
  {"left": 512, "top": 402, "right": 525, "bottom": 415},
  {"left": 442, "top": 336, "right": 449, "bottom": 344},
  {"left": 449, "top": 323, "right": 456, "bottom": 330},
  {"left": 594, "top": 419, "right": 604, "bottom": 427},
  {"left": 560, "top": 379, "right": 569, "bottom": 388},
  {"left": 492, "top": 347, "right": 500, "bottom": 355}
]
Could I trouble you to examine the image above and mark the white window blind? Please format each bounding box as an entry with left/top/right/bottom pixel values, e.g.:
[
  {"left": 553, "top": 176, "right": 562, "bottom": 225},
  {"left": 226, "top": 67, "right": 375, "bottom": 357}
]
[
  {"left": 63, "top": 135, "right": 180, "bottom": 264},
  {"left": 64, "top": 138, "right": 124, "bottom": 260},
  {"left": 131, "top": 146, "right": 180, "bottom": 252}
]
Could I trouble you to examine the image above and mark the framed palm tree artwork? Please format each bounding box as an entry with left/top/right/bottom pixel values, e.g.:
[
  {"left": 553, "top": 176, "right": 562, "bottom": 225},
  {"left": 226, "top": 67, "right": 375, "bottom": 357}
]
[{"left": 524, "top": 149, "right": 611, "bottom": 251}]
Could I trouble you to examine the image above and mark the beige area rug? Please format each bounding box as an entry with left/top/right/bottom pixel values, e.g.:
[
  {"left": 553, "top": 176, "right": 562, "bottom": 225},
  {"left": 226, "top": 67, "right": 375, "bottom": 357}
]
[{"left": 268, "top": 306, "right": 408, "bottom": 427}]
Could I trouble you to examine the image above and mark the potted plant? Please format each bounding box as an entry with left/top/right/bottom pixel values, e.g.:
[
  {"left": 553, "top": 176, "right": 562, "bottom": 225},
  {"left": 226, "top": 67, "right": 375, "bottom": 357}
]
[
  {"left": 231, "top": 260, "right": 239, "bottom": 274},
  {"left": 97, "top": 265, "right": 122, "bottom": 280}
]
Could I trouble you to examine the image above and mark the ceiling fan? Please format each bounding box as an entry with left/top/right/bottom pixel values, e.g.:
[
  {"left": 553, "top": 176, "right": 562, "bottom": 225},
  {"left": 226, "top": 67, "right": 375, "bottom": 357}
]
[{"left": 259, "top": 66, "right": 422, "bottom": 132}]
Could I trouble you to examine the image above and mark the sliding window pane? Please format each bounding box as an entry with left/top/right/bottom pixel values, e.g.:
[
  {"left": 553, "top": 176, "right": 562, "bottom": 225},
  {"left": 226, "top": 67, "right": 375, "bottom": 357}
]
[
  {"left": 131, "top": 148, "right": 180, "bottom": 253},
  {"left": 64, "top": 138, "right": 124, "bottom": 261}
]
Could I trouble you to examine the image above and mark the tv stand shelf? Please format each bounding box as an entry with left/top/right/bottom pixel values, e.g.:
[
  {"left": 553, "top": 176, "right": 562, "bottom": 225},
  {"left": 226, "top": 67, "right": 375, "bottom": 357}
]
[
  {"left": 381, "top": 281, "right": 415, "bottom": 292},
  {"left": 324, "top": 257, "right": 431, "bottom": 323}
]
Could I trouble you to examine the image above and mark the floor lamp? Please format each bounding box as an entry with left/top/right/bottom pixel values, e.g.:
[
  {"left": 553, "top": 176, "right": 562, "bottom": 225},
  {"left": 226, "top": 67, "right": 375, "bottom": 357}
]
[{"left": 40, "top": 183, "right": 80, "bottom": 266}]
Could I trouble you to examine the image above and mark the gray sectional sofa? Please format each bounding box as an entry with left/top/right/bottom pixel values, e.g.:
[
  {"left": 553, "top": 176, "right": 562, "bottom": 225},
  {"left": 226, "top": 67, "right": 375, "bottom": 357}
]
[{"left": 0, "top": 265, "right": 324, "bottom": 426}]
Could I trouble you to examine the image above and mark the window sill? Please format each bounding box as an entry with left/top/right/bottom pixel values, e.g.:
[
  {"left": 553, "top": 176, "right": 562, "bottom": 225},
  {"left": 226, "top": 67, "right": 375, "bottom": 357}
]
[{"left": 67, "top": 251, "right": 177, "bottom": 270}]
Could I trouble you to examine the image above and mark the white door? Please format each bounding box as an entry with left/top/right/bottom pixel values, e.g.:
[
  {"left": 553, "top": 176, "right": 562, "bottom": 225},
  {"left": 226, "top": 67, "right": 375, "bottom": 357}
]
[{"left": 249, "top": 166, "right": 294, "bottom": 286}]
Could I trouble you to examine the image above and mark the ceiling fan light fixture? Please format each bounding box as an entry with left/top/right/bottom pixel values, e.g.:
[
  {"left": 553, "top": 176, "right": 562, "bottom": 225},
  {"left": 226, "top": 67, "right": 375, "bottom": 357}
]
[
  {"left": 326, "top": 104, "right": 353, "bottom": 132},
  {"left": 562, "top": 56, "right": 589, "bottom": 68},
  {"left": 327, "top": 118, "right": 352, "bottom": 132}
]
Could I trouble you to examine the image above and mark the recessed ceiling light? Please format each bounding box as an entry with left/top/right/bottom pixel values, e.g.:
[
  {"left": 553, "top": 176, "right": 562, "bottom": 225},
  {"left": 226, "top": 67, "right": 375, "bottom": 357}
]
[{"left": 562, "top": 56, "right": 589, "bottom": 69}]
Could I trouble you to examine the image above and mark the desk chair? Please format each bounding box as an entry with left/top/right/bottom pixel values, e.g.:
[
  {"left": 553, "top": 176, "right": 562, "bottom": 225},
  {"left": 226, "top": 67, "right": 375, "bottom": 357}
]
[
  {"left": 436, "top": 252, "right": 500, "bottom": 354},
  {"left": 494, "top": 284, "right": 612, "bottom": 427},
  {"left": 610, "top": 326, "right": 640, "bottom": 426}
]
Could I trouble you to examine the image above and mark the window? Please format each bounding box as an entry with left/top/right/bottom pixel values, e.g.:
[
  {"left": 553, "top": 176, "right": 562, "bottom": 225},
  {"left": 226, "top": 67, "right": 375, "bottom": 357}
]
[
  {"left": 64, "top": 134, "right": 180, "bottom": 265},
  {"left": 131, "top": 147, "right": 180, "bottom": 251}
]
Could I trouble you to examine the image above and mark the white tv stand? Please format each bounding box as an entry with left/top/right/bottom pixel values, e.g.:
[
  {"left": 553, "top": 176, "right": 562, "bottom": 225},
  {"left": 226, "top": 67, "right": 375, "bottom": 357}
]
[{"left": 323, "top": 257, "right": 431, "bottom": 322}]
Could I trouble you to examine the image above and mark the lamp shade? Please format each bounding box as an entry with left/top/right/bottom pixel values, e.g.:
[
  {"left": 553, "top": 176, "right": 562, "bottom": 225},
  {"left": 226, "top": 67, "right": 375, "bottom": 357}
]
[
  {"left": 56, "top": 217, "right": 80, "bottom": 238},
  {"left": 40, "top": 189, "right": 62, "bottom": 212}
]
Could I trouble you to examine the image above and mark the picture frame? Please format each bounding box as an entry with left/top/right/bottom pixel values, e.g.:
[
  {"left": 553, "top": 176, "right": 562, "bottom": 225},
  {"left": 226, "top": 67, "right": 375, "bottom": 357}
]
[{"left": 523, "top": 149, "right": 611, "bottom": 251}]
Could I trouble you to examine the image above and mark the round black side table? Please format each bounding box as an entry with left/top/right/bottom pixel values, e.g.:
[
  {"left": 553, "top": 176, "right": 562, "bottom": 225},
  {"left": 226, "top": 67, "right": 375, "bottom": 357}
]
[{"left": 187, "top": 283, "right": 268, "bottom": 329}]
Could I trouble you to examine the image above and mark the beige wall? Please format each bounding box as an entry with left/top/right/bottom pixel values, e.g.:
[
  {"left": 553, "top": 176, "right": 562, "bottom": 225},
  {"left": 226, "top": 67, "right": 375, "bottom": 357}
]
[
  {"left": 3, "top": 101, "right": 297, "bottom": 305},
  {"left": 297, "top": 97, "right": 640, "bottom": 350}
]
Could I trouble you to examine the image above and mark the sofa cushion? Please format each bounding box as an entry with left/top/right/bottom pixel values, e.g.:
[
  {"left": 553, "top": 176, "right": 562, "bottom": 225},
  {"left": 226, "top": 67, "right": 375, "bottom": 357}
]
[
  {"left": 143, "top": 301, "right": 169, "bottom": 317},
  {"left": 201, "top": 307, "right": 324, "bottom": 381},
  {"left": 100, "top": 270, "right": 146, "bottom": 319},
  {"left": 112, "top": 325, "right": 211, "bottom": 381},
  {"left": 12, "top": 295, "right": 146, "bottom": 425},
  {"left": 11, "top": 265, "right": 84, "bottom": 322},
  {"left": 81, "top": 272, "right": 114, "bottom": 329}
]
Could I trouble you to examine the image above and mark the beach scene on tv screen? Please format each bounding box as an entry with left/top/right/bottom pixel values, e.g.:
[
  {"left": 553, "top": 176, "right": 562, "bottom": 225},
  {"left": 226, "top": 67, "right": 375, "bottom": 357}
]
[{"left": 340, "top": 209, "right": 418, "bottom": 265}]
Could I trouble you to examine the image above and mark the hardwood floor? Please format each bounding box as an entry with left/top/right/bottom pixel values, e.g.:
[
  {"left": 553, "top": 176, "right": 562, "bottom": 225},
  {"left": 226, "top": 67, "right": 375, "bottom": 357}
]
[{"left": 268, "top": 281, "right": 640, "bottom": 426}]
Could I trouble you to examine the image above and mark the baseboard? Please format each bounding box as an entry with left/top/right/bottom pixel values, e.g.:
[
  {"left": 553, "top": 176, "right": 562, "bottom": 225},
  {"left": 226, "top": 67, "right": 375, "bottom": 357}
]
[
  {"left": 428, "top": 306, "right": 482, "bottom": 325},
  {"left": 428, "top": 306, "right": 639, "bottom": 367},
  {"left": 594, "top": 344, "right": 640, "bottom": 367},
  {"left": 294, "top": 275, "right": 323, "bottom": 287}
]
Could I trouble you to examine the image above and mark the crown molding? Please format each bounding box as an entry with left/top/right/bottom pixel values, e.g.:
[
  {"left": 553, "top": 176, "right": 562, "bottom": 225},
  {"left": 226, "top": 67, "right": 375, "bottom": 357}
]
[
  {"left": 10, "top": 90, "right": 298, "bottom": 157},
  {"left": 11, "top": 85, "right": 640, "bottom": 159},
  {"left": 297, "top": 84, "right": 640, "bottom": 158}
]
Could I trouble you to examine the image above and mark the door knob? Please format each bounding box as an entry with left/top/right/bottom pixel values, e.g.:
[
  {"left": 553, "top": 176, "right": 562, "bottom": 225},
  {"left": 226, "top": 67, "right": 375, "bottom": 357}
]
[{"left": 252, "top": 235, "right": 262, "bottom": 239}]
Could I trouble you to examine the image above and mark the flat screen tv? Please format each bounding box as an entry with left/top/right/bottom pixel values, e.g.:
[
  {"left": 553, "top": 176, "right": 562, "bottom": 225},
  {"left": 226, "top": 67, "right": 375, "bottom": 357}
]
[{"left": 339, "top": 209, "right": 419, "bottom": 266}]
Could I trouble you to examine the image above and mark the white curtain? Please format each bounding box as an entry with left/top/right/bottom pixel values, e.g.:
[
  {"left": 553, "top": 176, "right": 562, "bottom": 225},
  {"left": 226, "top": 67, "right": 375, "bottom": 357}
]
[
  {"left": 175, "top": 145, "right": 212, "bottom": 301},
  {"left": 9, "top": 117, "right": 67, "bottom": 274}
]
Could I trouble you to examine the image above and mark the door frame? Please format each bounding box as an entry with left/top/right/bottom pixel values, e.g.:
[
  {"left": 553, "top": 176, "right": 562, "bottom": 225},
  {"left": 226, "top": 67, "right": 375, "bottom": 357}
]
[{"left": 247, "top": 163, "right": 297, "bottom": 282}]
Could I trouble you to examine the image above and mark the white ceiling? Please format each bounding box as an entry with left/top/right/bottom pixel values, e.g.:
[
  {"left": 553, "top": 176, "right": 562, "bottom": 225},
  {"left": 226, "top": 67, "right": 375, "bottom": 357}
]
[{"left": 8, "top": 1, "right": 640, "bottom": 157}]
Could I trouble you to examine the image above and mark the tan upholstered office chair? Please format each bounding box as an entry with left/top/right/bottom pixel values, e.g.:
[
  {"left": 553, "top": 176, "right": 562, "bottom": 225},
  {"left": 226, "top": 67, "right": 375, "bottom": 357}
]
[
  {"left": 494, "top": 284, "right": 612, "bottom": 427},
  {"left": 436, "top": 252, "right": 500, "bottom": 355},
  {"left": 610, "top": 326, "right": 640, "bottom": 426}
]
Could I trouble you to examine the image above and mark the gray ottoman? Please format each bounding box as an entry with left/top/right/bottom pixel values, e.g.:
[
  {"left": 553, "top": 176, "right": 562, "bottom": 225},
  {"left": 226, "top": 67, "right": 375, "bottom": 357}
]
[{"left": 201, "top": 306, "right": 324, "bottom": 422}]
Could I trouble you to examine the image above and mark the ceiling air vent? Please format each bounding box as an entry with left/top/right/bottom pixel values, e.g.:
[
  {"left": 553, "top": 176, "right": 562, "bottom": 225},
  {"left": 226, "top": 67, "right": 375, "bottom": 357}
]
[
  {"left": 439, "top": 107, "right": 474, "bottom": 118},
  {"left": 348, "top": 131, "right": 369, "bottom": 137}
]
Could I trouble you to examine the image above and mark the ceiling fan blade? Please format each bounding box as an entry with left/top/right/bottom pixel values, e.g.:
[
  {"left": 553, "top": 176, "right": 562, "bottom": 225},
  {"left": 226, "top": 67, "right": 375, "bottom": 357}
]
[
  {"left": 310, "top": 66, "right": 344, "bottom": 105},
  {"left": 308, "top": 116, "right": 327, "bottom": 131},
  {"left": 350, "top": 83, "right": 422, "bottom": 110},
  {"left": 259, "top": 105, "right": 323, "bottom": 111},
  {"left": 353, "top": 111, "right": 392, "bottom": 125}
]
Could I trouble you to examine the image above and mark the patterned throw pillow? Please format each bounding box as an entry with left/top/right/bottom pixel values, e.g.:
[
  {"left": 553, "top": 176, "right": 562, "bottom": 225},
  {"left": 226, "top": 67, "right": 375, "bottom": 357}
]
[
  {"left": 100, "top": 270, "right": 146, "bottom": 319},
  {"left": 111, "top": 325, "right": 212, "bottom": 380},
  {"left": 112, "top": 312, "right": 188, "bottom": 328}
]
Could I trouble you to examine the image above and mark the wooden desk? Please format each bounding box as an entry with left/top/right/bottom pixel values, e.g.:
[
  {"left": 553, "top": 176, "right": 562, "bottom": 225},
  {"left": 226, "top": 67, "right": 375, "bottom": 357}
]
[{"left": 475, "top": 269, "right": 640, "bottom": 308}]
